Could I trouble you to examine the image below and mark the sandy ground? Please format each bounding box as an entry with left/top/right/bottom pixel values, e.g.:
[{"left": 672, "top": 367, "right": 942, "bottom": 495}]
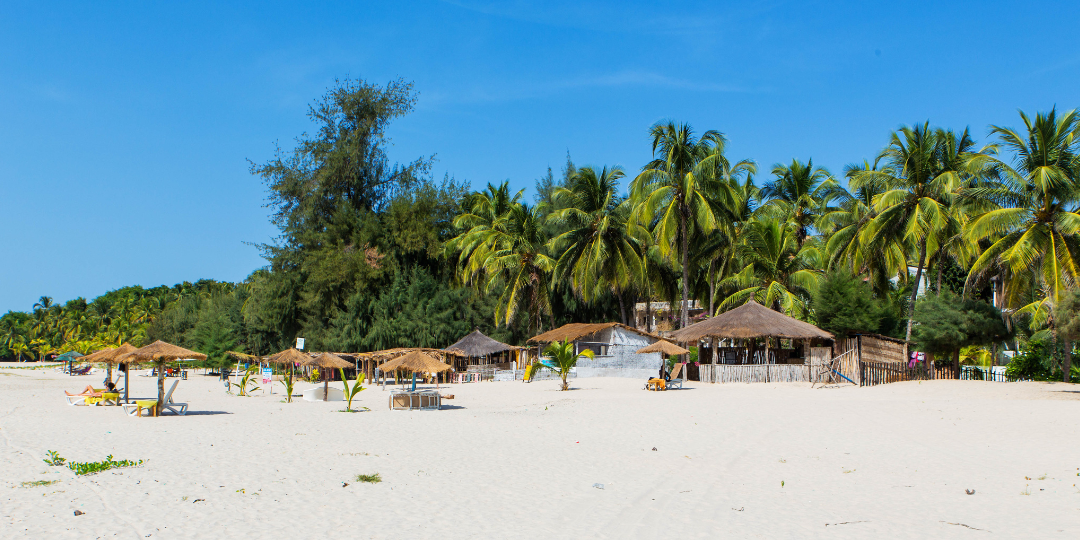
[{"left": 1, "top": 366, "right": 1078, "bottom": 539}]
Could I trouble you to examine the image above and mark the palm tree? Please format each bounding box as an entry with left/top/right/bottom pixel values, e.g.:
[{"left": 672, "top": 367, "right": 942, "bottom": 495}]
[
  {"left": 539, "top": 340, "right": 595, "bottom": 391},
  {"left": 821, "top": 162, "right": 907, "bottom": 295},
  {"left": 483, "top": 204, "right": 556, "bottom": 333},
  {"left": 717, "top": 219, "right": 821, "bottom": 317},
  {"left": 851, "top": 123, "right": 976, "bottom": 340},
  {"left": 761, "top": 159, "right": 835, "bottom": 246},
  {"left": 631, "top": 121, "right": 755, "bottom": 328},
  {"left": 548, "top": 166, "right": 645, "bottom": 322},
  {"left": 446, "top": 181, "right": 524, "bottom": 289},
  {"left": 33, "top": 296, "right": 53, "bottom": 312},
  {"left": 964, "top": 108, "right": 1080, "bottom": 379}
]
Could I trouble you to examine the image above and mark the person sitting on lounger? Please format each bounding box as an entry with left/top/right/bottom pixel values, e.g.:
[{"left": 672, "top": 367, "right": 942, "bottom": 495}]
[{"left": 102, "top": 378, "right": 118, "bottom": 392}]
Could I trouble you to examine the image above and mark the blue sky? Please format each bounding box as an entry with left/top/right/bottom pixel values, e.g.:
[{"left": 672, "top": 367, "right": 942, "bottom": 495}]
[{"left": 1, "top": 0, "right": 1078, "bottom": 313}]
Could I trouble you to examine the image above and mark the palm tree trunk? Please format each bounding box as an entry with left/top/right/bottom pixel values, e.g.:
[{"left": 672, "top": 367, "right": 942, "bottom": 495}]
[
  {"left": 935, "top": 252, "right": 944, "bottom": 295},
  {"left": 618, "top": 292, "right": 627, "bottom": 326},
  {"left": 905, "top": 239, "right": 928, "bottom": 342},
  {"left": 680, "top": 213, "right": 690, "bottom": 328},
  {"left": 709, "top": 263, "right": 716, "bottom": 316}
]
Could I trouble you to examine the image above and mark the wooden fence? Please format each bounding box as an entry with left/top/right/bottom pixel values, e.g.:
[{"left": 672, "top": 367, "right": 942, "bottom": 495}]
[
  {"left": 859, "top": 360, "right": 959, "bottom": 386},
  {"left": 696, "top": 364, "right": 813, "bottom": 384}
]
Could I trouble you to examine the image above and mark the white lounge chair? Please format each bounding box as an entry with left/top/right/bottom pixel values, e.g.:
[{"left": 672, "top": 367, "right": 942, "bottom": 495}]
[
  {"left": 64, "top": 391, "right": 93, "bottom": 406},
  {"left": 122, "top": 380, "right": 187, "bottom": 416},
  {"left": 667, "top": 363, "right": 685, "bottom": 390}
]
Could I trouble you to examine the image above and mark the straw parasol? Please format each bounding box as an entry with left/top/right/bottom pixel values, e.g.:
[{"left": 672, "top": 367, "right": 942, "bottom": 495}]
[
  {"left": 379, "top": 349, "right": 451, "bottom": 391},
  {"left": 636, "top": 340, "right": 690, "bottom": 356},
  {"left": 300, "top": 353, "right": 353, "bottom": 401},
  {"left": 82, "top": 343, "right": 136, "bottom": 396},
  {"left": 379, "top": 349, "right": 451, "bottom": 373},
  {"left": 265, "top": 348, "right": 310, "bottom": 365},
  {"left": 117, "top": 341, "right": 206, "bottom": 413}
]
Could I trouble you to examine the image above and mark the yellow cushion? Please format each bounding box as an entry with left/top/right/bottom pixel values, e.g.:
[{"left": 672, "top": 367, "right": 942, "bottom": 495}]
[{"left": 135, "top": 400, "right": 157, "bottom": 407}]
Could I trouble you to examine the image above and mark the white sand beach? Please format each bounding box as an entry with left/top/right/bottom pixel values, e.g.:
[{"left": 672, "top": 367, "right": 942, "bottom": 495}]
[{"left": 1, "top": 368, "right": 1078, "bottom": 539}]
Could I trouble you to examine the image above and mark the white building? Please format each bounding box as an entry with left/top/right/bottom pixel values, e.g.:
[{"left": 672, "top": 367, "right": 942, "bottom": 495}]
[{"left": 528, "top": 322, "right": 663, "bottom": 379}]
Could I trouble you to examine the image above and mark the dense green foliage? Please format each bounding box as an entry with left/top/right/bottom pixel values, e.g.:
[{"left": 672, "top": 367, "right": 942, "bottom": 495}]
[
  {"left": 911, "top": 291, "right": 1011, "bottom": 365},
  {"left": 3, "top": 78, "right": 1078, "bottom": 371},
  {"left": 811, "top": 270, "right": 883, "bottom": 337}
]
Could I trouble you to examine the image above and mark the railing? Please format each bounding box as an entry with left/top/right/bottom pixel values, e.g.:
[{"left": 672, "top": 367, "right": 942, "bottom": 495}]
[
  {"left": 960, "top": 365, "right": 1016, "bottom": 382},
  {"left": 697, "top": 364, "right": 812, "bottom": 384}
]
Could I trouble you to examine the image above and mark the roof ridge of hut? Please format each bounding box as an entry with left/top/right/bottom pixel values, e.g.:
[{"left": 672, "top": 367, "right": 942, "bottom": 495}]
[{"left": 527, "top": 322, "right": 660, "bottom": 344}]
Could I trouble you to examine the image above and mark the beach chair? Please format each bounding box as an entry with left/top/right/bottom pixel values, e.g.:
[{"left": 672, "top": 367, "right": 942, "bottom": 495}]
[
  {"left": 122, "top": 380, "right": 187, "bottom": 417},
  {"left": 122, "top": 400, "right": 159, "bottom": 417},
  {"left": 667, "top": 363, "right": 684, "bottom": 389},
  {"left": 64, "top": 390, "right": 96, "bottom": 406}
]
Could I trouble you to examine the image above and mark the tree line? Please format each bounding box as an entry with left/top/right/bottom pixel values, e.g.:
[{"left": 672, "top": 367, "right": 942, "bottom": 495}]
[{"left": 2, "top": 78, "right": 1077, "bottom": 380}]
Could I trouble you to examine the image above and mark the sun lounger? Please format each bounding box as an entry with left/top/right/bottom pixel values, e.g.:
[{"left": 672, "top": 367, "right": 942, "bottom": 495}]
[
  {"left": 122, "top": 380, "right": 187, "bottom": 417},
  {"left": 667, "top": 363, "right": 684, "bottom": 389},
  {"left": 122, "top": 400, "right": 159, "bottom": 417},
  {"left": 302, "top": 386, "right": 344, "bottom": 402},
  {"left": 64, "top": 390, "right": 95, "bottom": 406}
]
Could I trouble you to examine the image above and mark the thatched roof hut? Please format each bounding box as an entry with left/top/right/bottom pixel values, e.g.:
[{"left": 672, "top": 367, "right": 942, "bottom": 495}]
[
  {"left": 636, "top": 340, "right": 690, "bottom": 356},
  {"left": 668, "top": 300, "right": 833, "bottom": 343},
  {"left": 445, "top": 330, "right": 519, "bottom": 358}
]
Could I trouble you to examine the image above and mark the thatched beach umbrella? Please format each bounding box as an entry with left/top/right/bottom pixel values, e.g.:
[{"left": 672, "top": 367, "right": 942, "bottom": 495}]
[
  {"left": 379, "top": 349, "right": 451, "bottom": 390},
  {"left": 300, "top": 353, "right": 353, "bottom": 401},
  {"left": 118, "top": 341, "right": 206, "bottom": 414},
  {"left": 82, "top": 343, "right": 136, "bottom": 398},
  {"left": 636, "top": 340, "right": 690, "bottom": 356},
  {"left": 265, "top": 348, "right": 309, "bottom": 366}
]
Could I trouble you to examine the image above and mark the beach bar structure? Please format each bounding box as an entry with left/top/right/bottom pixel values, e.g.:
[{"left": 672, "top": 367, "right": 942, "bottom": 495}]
[
  {"left": 528, "top": 323, "right": 662, "bottom": 379},
  {"left": 668, "top": 300, "right": 834, "bottom": 383},
  {"left": 443, "top": 329, "right": 523, "bottom": 375}
]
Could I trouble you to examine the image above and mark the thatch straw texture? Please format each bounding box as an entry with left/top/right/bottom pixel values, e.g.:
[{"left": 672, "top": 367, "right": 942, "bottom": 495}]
[
  {"left": 444, "top": 330, "right": 519, "bottom": 357},
  {"left": 527, "top": 322, "right": 658, "bottom": 344},
  {"left": 636, "top": 340, "right": 690, "bottom": 355},
  {"left": 668, "top": 300, "right": 834, "bottom": 342},
  {"left": 379, "top": 350, "right": 451, "bottom": 373},
  {"left": 301, "top": 353, "right": 353, "bottom": 369},
  {"left": 226, "top": 350, "right": 264, "bottom": 362},
  {"left": 80, "top": 343, "right": 137, "bottom": 364},
  {"left": 117, "top": 341, "right": 207, "bottom": 364},
  {"left": 264, "top": 348, "right": 309, "bottom": 365}
]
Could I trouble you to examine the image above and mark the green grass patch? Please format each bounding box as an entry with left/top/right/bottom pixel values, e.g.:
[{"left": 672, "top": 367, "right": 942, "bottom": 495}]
[
  {"left": 355, "top": 473, "right": 382, "bottom": 484},
  {"left": 19, "top": 480, "right": 59, "bottom": 488}
]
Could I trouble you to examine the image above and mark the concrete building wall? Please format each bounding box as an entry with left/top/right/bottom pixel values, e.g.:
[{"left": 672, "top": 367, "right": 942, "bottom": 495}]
[{"left": 574, "top": 326, "right": 662, "bottom": 379}]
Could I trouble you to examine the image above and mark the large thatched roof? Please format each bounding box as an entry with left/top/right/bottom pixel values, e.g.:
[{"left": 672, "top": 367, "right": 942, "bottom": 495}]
[
  {"left": 80, "top": 343, "right": 137, "bottom": 364},
  {"left": 445, "top": 330, "right": 519, "bottom": 357},
  {"left": 527, "top": 322, "right": 658, "bottom": 344},
  {"left": 636, "top": 340, "right": 690, "bottom": 356},
  {"left": 668, "top": 300, "right": 833, "bottom": 342},
  {"left": 117, "top": 341, "right": 207, "bottom": 364},
  {"left": 301, "top": 353, "right": 353, "bottom": 369},
  {"left": 378, "top": 350, "right": 451, "bottom": 373}
]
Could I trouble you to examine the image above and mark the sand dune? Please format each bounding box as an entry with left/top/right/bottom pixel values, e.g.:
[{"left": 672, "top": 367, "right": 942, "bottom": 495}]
[{"left": 1, "top": 367, "right": 1077, "bottom": 539}]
